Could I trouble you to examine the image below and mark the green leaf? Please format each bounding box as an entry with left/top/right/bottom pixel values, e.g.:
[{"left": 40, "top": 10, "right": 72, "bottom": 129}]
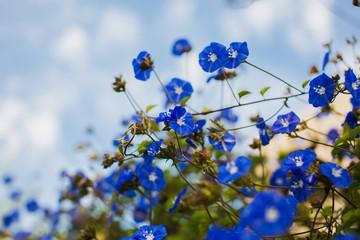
[
  {"left": 260, "top": 87, "right": 270, "bottom": 96},
  {"left": 203, "top": 106, "right": 212, "bottom": 112},
  {"left": 344, "top": 125, "right": 360, "bottom": 140},
  {"left": 238, "top": 90, "right": 251, "bottom": 99},
  {"left": 118, "top": 144, "right": 124, "bottom": 155},
  {"left": 137, "top": 140, "right": 151, "bottom": 154},
  {"left": 180, "top": 96, "right": 190, "bottom": 107},
  {"left": 302, "top": 80, "right": 310, "bottom": 88},
  {"left": 146, "top": 105, "right": 156, "bottom": 113},
  {"left": 331, "top": 142, "right": 350, "bottom": 156},
  {"left": 283, "top": 100, "right": 289, "bottom": 108},
  {"left": 341, "top": 209, "right": 360, "bottom": 231}
]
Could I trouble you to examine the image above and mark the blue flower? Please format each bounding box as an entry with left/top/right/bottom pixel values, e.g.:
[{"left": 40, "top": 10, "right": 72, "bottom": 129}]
[
  {"left": 345, "top": 69, "right": 360, "bottom": 101},
  {"left": 351, "top": 97, "right": 360, "bottom": 109},
  {"left": 240, "top": 191, "right": 294, "bottom": 236},
  {"left": 216, "top": 109, "right": 238, "bottom": 123},
  {"left": 270, "top": 169, "right": 288, "bottom": 187},
  {"left": 193, "top": 119, "right": 206, "bottom": 132},
  {"left": 332, "top": 233, "right": 360, "bottom": 240},
  {"left": 25, "top": 199, "right": 39, "bottom": 212},
  {"left": 271, "top": 111, "right": 300, "bottom": 134},
  {"left": 3, "top": 175, "right": 12, "bottom": 185},
  {"left": 10, "top": 190, "right": 21, "bottom": 200},
  {"left": 222, "top": 42, "right": 249, "bottom": 69},
  {"left": 289, "top": 170, "right": 311, "bottom": 202},
  {"left": 169, "top": 188, "right": 187, "bottom": 213},
  {"left": 256, "top": 117, "right": 270, "bottom": 146},
  {"left": 209, "top": 131, "right": 236, "bottom": 152},
  {"left": 13, "top": 231, "right": 31, "bottom": 240},
  {"left": 39, "top": 234, "right": 53, "bottom": 240},
  {"left": 327, "top": 128, "right": 339, "bottom": 144},
  {"left": 308, "top": 73, "right": 335, "bottom": 107},
  {"left": 133, "top": 193, "right": 159, "bottom": 222},
  {"left": 3, "top": 209, "right": 19, "bottom": 227},
  {"left": 168, "top": 106, "right": 194, "bottom": 136},
  {"left": 137, "top": 164, "right": 166, "bottom": 191},
  {"left": 342, "top": 111, "right": 358, "bottom": 130},
  {"left": 185, "top": 138, "right": 199, "bottom": 150},
  {"left": 165, "top": 78, "right": 193, "bottom": 104},
  {"left": 132, "top": 51, "right": 153, "bottom": 81},
  {"left": 172, "top": 39, "right": 191, "bottom": 56},
  {"left": 206, "top": 227, "right": 260, "bottom": 240},
  {"left": 113, "top": 168, "right": 136, "bottom": 197},
  {"left": 306, "top": 173, "right": 317, "bottom": 185},
  {"left": 320, "top": 162, "right": 354, "bottom": 188},
  {"left": 132, "top": 224, "right": 167, "bottom": 240},
  {"left": 143, "top": 139, "right": 163, "bottom": 165},
  {"left": 217, "top": 157, "right": 252, "bottom": 183},
  {"left": 281, "top": 148, "right": 316, "bottom": 172},
  {"left": 322, "top": 50, "right": 330, "bottom": 71},
  {"left": 155, "top": 110, "right": 172, "bottom": 124},
  {"left": 199, "top": 42, "right": 227, "bottom": 73}
]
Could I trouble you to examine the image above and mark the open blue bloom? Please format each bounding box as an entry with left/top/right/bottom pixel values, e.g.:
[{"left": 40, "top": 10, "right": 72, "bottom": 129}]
[
  {"left": 342, "top": 111, "right": 358, "bottom": 130},
  {"left": 172, "top": 39, "right": 191, "bottom": 56},
  {"left": 26, "top": 199, "right": 39, "bottom": 212},
  {"left": 320, "top": 162, "right": 354, "bottom": 188},
  {"left": 3, "top": 209, "right": 19, "bottom": 227},
  {"left": 137, "top": 164, "right": 166, "bottom": 191},
  {"left": 281, "top": 148, "right": 316, "bottom": 172},
  {"left": 271, "top": 111, "right": 300, "bottom": 134},
  {"left": 155, "top": 110, "right": 172, "bottom": 124},
  {"left": 289, "top": 170, "right": 311, "bottom": 202},
  {"left": 240, "top": 191, "right": 294, "bottom": 236},
  {"left": 322, "top": 50, "right": 330, "bottom": 71},
  {"left": 132, "top": 224, "right": 167, "bottom": 240},
  {"left": 209, "top": 131, "right": 236, "bottom": 152},
  {"left": 216, "top": 109, "right": 238, "bottom": 123},
  {"left": 217, "top": 157, "right": 252, "bottom": 183},
  {"left": 199, "top": 42, "right": 227, "bottom": 73},
  {"left": 333, "top": 233, "right": 360, "bottom": 240},
  {"left": 256, "top": 117, "right": 270, "bottom": 146},
  {"left": 206, "top": 227, "right": 260, "bottom": 240},
  {"left": 222, "top": 42, "right": 249, "bottom": 69},
  {"left": 165, "top": 78, "right": 193, "bottom": 104},
  {"left": 308, "top": 73, "right": 335, "bottom": 107},
  {"left": 193, "top": 119, "right": 206, "bottom": 132},
  {"left": 169, "top": 188, "right": 187, "bottom": 213},
  {"left": 345, "top": 69, "right": 360, "bottom": 101},
  {"left": 113, "top": 168, "right": 136, "bottom": 197},
  {"left": 168, "top": 106, "right": 194, "bottom": 136},
  {"left": 143, "top": 139, "right": 163, "bottom": 165},
  {"left": 270, "top": 169, "right": 288, "bottom": 187},
  {"left": 132, "top": 51, "right": 153, "bottom": 81},
  {"left": 327, "top": 128, "right": 339, "bottom": 144}
]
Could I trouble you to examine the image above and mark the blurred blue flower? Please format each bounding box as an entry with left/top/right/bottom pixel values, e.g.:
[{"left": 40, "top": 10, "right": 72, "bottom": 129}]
[
  {"left": 169, "top": 188, "right": 187, "bottom": 213},
  {"left": 143, "top": 139, "right": 163, "bottom": 165},
  {"left": 320, "top": 162, "right": 354, "bottom": 188},
  {"left": 217, "top": 156, "right": 252, "bottom": 184},
  {"left": 256, "top": 117, "right": 270, "bottom": 146},
  {"left": 342, "top": 111, "right": 358, "bottom": 130},
  {"left": 26, "top": 199, "right": 40, "bottom": 212},
  {"left": 39, "top": 234, "right": 53, "bottom": 240},
  {"left": 271, "top": 111, "right": 300, "bottom": 134},
  {"left": 168, "top": 106, "right": 194, "bottom": 136},
  {"left": 199, "top": 42, "right": 227, "bottom": 73},
  {"left": 137, "top": 164, "right": 166, "bottom": 191},
  {"left": 13, "top": 231, "right": 31, "bottom": 240},
  {"left": 113, "top": 168, "right": 136, "bottom": 197},
  {"left": 322, "top": 50, "right": 330, "bottom": 71},
  {"left": 216, "top": 109, "right": 238, "bottom": 123},
  {"left": 308, "top": 73, "right": 335, "bottom": 107},
  {"left": 3, "top": 175, "right": 12, "bottom": 185},
  {"left": 165, "top": 78, "right": 193, "bottom": 104},
  {"left": 10, "top": 190, "right": 21, "bottom": 201},
  {"left": 3, "top": 209, "right": 19, "bottom": 228},
  {"left": 209, "top": 131, "right": 236, "bottom": 152},
  {"left": 270, "top": 169, "right": 288, "bottom": 187},
  {"left": 172, "top": 39, "right": 191, "bottom": 56},
  {"left": 132, "top": 51, "right": 153, "bottom": 81},
  {"left": 240, "top": 191, "right": 294, "bottom": 236},
  {"left": 281, "top": 148, "right": 316, "bottom": 172},
  {"left": 206, "top": 227, "right": 259, "bottom": 240},
  {"left": 333, "top": 233, "right": 360, "bottom": 240},
  {"left": 289, "top": 170, "right": 310, "bottom": 202},
  {"left": 345, "top": 69, "right": 360, "bottom": 101},
  {"left": 133, "top": 193, "right": 159, "bottom": 222},
  {"left": 222, "top": 42, "right": 249, "bottom": 69},
  {"left": 327, "top": 128, "right": 339, "bottom": 144},
  {"left": 131, "top": 224, "right": 167, "bottom": 240}
]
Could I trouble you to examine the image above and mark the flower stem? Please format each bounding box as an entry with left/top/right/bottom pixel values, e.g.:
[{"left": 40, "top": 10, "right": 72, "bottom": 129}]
[
  {"left": 221, "top": 68, "right": 241, "bottom": 105},
  {"left": 152, "top": 68, "right": 176, "bottom": 105}
]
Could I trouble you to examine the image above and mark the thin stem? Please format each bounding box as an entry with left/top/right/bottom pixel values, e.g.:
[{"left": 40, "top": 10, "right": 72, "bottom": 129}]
[
  {"left": 124, "top": 91, "right": 139, "bottom": 113},
  {"left": 126, "top": 89, "right": 144, "bottom": 113},
  {"left": 152, "top": 68, "right": 176, "bottom": 105},
  {"left": 205, "top": 206, "right": 217, "bottom": 228},
  {"left": 333, "top": 188, "right": 358, "bottom": 208},
  {"left": 310, "top": 190, "right": 329, "bottom": 239},
  {"left": 175, "top": 164, "right": 197, "bottom": 192},
  {"left": 221, "top": 68, "right": 240, "bottom": 105},
  {"left": 244, "top": 60, "right": 303, "bottom": 93}
]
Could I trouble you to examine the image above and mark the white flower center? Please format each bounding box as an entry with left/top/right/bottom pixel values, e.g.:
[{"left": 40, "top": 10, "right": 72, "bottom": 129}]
[
  {"left": 313, "top": 85, "right": 326, "bottom": 95},
  {"left": 177, "top": 117, "right": 185, "bottom": 126},
  {"left": 294, "top": 156, "right": 304, "bottom": 167},
  {"left": 149, "top": 172, "right": 157, "bottom": 182},
  {"left": 265, "top": 207, "right": 280, "bottom": 223},
  {"left": 229, "top": 49, "right": 238, "bottom": 58},
  {"left": 352, "top": 81, "right": 360, "bottom": 90},
  {"left": 144, "top": 231, "right": 155, "bottom": 240},
  {"left": 175, "top": 86, "right": 183, "bottom": 95},
  {"left": 291, "top": 179, "right": 303, "bottom": 189},
  {"left": 226, "top": 162, "right": 238, "bottom": 174},
  {"left": 275, "top": 178, "right": 283, "bottom": 185},
  {"left": 332, "top": 168, "right": 342, "bottom": 178},
  {"left": 208, "top": 53, "right": 217, "bottom": 62},
  {"left": 280, "top": 118, "right": 289, "bottom": 127}
]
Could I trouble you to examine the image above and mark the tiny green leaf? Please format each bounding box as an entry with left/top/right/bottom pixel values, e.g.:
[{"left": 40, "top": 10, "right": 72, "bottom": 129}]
[
  {"left": 238, "top": 91, "right": 251, "bottom": 99},
  {"left": 180, "top": 97, "right": 190, "bottom": 107},
  {"left": 146, "top": 105, "right": 157, "bottom": 113},
  {"left": 260, "top": 87, "right": 270, "bottom": 96},
  {"left": 203, "top": 106, "right": 212, "bottom": 112},
  {"left": 302, "top": 80, "right": 310, "bottom": 88}
]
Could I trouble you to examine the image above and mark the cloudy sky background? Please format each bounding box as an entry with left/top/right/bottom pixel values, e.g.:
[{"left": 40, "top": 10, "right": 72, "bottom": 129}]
[{"left": 0, "top": 0, "right": 359, "bottom": 213}]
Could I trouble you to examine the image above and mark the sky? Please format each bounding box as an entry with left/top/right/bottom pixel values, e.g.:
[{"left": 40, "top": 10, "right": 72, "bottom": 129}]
[{"left": 0, "top": 0, "right": 359, "bottom": 212}]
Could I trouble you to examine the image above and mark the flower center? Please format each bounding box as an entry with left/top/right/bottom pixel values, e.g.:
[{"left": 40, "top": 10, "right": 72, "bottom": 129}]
[
  {"left": 175, "top": 86, "right": 183, "bottom": 95},
  {"left": 149, "top": 172, "right": 157, "bottom": 182},
  {"left": 177, "top": 117, "right": 184, "bottom": 126},
  {"left": 313, "top": 85, "right": 326, "bottom": 95},
  {"left": 352, "top": 81, "right": 360, "bottom": 90},
  {"left": 291, "top": 179, "right": 303, "bottom": 189},
  {"left": 208, "top": 53, "right": 217, "bottom": 62},
  {"left": 294, "top": 156, "right": 303, "bottom": 167},
  {"left": 280, "top": 118, "right": 289, "bottom": 127},
  {"left": 275, "top": 178, "right": 283, "bottom": 185},
  {"left": 332, "top": 168, "right": 342, "bottom": 178},
  {"left": 229, "top": 49, "right": 238, "bottom": 58},
  {"left": 265, "top": 207, "right": 280, "bottom": 223},
  {"left": 144, "top": 231, "right": 155, "bottom": 240}
]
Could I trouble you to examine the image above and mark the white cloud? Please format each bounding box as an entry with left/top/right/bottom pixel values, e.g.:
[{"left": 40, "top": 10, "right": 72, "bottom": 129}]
[{"left": 53, "top": 26, "right": 88, "bottom": 65}]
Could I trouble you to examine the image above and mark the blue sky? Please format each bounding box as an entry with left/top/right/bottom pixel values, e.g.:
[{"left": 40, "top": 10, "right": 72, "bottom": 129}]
[{"left": 0, "top": 0, "right": 359, "bottom": 211}]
